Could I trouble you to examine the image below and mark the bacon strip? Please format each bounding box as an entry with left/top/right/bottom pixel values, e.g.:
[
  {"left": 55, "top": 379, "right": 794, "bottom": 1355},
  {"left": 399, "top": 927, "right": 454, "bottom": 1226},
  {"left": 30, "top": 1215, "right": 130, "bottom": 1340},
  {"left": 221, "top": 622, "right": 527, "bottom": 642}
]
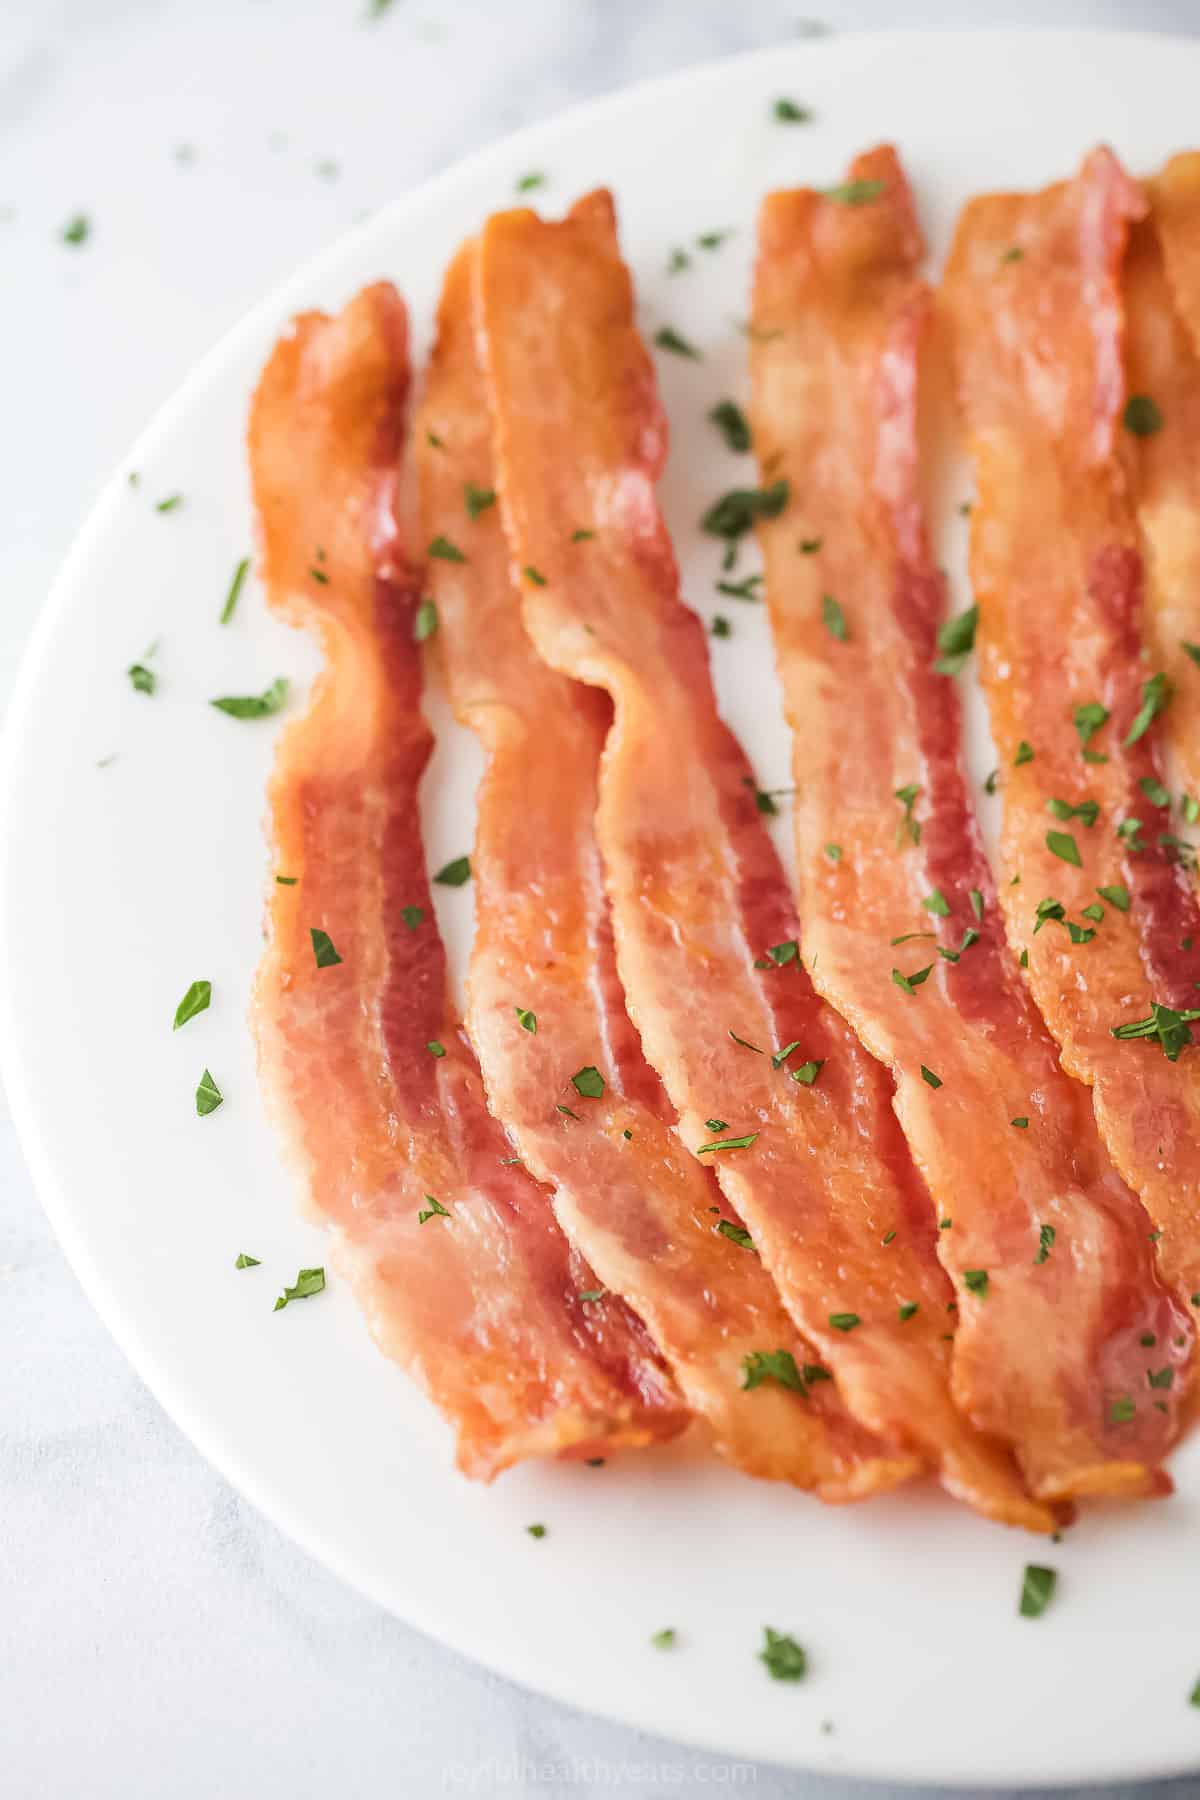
[
  {"left": 477, "top": 192, "right": 1050, "bottom": 1528},
  {"left": 942, "top": 149, "right": 1200, "bottom": 1388},
  {"left": 249, "top": 283, "right": 684, "bottom": 1478},
  {"left": 415, "top": 243, "right": 911, "bottom": 1498},
  {"left": 750, "top": 145, "right": 1186, "bottom": 1501}
]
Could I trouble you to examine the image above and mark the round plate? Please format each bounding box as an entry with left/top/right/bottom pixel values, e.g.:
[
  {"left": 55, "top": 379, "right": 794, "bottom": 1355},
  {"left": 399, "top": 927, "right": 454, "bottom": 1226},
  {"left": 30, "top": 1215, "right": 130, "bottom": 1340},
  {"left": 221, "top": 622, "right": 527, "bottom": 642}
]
[{"left": 5, "top": 28, "right": 1200, "bottom": 1788}]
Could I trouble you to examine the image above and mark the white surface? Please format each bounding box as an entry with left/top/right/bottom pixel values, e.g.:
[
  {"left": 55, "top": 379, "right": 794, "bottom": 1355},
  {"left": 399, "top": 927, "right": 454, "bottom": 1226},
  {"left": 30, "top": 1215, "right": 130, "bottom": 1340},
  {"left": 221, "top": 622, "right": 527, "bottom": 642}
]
[{"left": 5, "top": 7, "right": 1200, "bottom": 1799}]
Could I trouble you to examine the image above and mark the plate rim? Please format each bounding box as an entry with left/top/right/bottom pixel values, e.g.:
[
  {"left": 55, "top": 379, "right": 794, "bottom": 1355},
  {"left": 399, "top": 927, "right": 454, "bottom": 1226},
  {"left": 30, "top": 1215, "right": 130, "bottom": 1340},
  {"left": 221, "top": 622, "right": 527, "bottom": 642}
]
[{"left": 6, "top": 26, "right": 1200, "bottom": 1787}]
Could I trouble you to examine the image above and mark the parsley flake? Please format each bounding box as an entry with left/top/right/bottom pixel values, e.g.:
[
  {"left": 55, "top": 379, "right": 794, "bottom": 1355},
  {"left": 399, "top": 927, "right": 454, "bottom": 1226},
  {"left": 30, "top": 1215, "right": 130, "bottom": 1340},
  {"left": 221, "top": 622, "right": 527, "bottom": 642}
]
[
  {"left": 711, "top": 615, "right": 732, "bottom": 638},
  {"left": 920, "top": 1065, "right": 942, "bottom": 1088},
  {"left": 821, "top": 179, "right": 884, "bottom": 207},
  {"left": 1046, "top": 830, "right": 1082, "bottom": 867},
  {"left": 742, "top": 1349, "right": 807, "bottom": 1391},
  {"left": 62, "top": 213, "right": 90, "bottom": 246},
  {"left": 717, "top": 1220, "right": 756, "bottom": 1251},
  {"left": 822, "top": 593, "right": 849, "bottom": 641},
  {"left": 433, "top": 855, "right": 471, "bottom": 887},
  {"left": 571, "top": 1066, "right": 605, "bottom": 1099},
  {"left": 654, "top": 326, "right": 701, "bottom": 360},
  {"left": 526, "top": 1522, "right": 547, "bottom": 1539},
  {"left": 211, "top": 677, "right": 288, "bottom": 720},
  {"left": 464, "top": 483, "right": 496, "bottom": 519},
  {"left": 791, "top": 1060, "right": 823, "bottom": 1086},
  {"left": 1074, "top": 702, "right": 1110, "bottom": 749},
  {"left": 1019, "top": 1564, "right": 1057, "bottom": 1619},
  {"left": 221, "top": 557, "right": 250, "bottom": 624},
  {"left": 515, "top": 1008, "right": 536, "bottom": 1034},
  {"left": 516, "top": 171, "right": 545, "bottom": 193},
  {"left": 273, "top": 1267, "right": 325, "bottom": 1310},
  {"left": 899, "top": 1301, "right": 919, "bottom": 1321},
  {"left": 173, "top": 980, "right": 211, "bottom": 1030},
  {"left": 892, "top": 964, "right": 933, "bottom": 994},
  {"left": 195, "top": 1069, "right": 223, "bottom": 1117},
  {"left": 417, "top": 1196, "right": 450, "bottom": 1224},
  {"left": 1123, "top": 394, "right": 1163, "bottom": 437},
  {"left": 709, "top": 400, "right": 751, "bottom": 452},
  {"left": 428, "top": 535, "right": 465, "bottom": 563},
  {"left": 651, "top": 1628, "right": 677, "bottom": 1650},
  {"left": 760, "top": 1628, "right": 807, "bottom": 1681},
  {"left": 728, "top": 1030, "right": 764, "bottom": 1053},
  {"left": 923, "top": 889, "right": 951, "bottom": 917},
  {"left": 697, "top": 1133, "right": 759, "bottom": 1154},
  {"left": 829, "top": 1312, "right": 860, "bottom": 1332},
  {"left": 825, "top": 843, "right": 843, "bottom": 862},
  {"left": 235, "top": 1253, "right": 260, "bottom": 1269},
  {"left": 963, "top": 1269, "right": 989, "bottom": 1297},
  {"left": 703, "top": 480, "right": 789, "bottom": 541},
  {"left": 773, "top": 97, "right": 813, "bottom": 122},
  {"left": 1111, "top": 1001, "right": 1200, "bottom": 1061},
  {"left": 310, "top": 928, "right": 342, "bottom": 968},
  {"left": 414, "top": 599, "right": 438, "bottom": 642},
  {"left": 933, "top": 604, "right": 978, "bottom": 676},
  {"left": 1125, "top": 671, "right": 1171, "bottom": 745},
  {"left": 127, "top": 661, "right": 157, "bottom": 696},
  {"left": 426, "top": 1041, "right": 445, "bottom": 1058},
  {"left": 1014, "top": 740, "right": 1035, "bottom": 765}
]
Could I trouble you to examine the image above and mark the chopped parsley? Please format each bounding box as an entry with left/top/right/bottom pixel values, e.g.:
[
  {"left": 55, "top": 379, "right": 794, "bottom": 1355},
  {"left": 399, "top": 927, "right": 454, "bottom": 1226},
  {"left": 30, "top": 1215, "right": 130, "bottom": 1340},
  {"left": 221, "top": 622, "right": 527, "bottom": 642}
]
[
  {"left": 1074, "top": 701, "right": 1110, "bottom": 749},
  {"left": 771, "top": 1042, "right": 800, "bottom": 1070},
  {"left": 799, "top": 537, "right": 822, "bottom": 554},
  {"left": 1183, "top": 641, "right": 1200, "bottom": 667},
  {"left": 760, "top": 1628, "right": 807, "bottom": 1681},
  {"left": 155, "top": 493, "right": 184, "bottom": 514},
  {"left": 1111, "top": 1396, "right": 1136, "bottom": 1423},
  {"left": 920, "top": 1065, "right": 942, "bottom": 1088},
  {"left": 516, "top": 171, "right": 545, "bottom": 193},
  {"left": 1148, "top": 1367, "right": 1175, "bottom": 1390},
  {"left": 821, "top": 178, "right": 884, "bottom": 206},
  {"left": 220, "top": 557, "right": 250, "bottom": 624},
  {"left": 791, "top": 1060, "right": 823, "bottom": 1085},
  {"left": 273, "top": 1267, "right": 325, "bottom": 1310},
  {"left": 1014, "top": 740, "right": 1035, "bottom": 765},
  {"left": 970, "top": 889, "right": 984, "bottom": 920},
  {"left": 433, "top": 855, "right": 471, "bottom": 887},
  {"left": 195, "top": 1069, "right": 223, "bottom": 1117},
  {"left": 235, "top": 1253, "right": 260, "bottom": 1269},
  {"left": 1111, "top": 1002, "right": 1200, "bottom": 1061},
  {"left": 310, "top": 928, "right": 342, "bottom": 968},
  {"left": 1018, "top": 1564, "right": 1057, "bottom": 1619},
  {"left": 1139, "top": 775, "right": 1171, "bottom": 808},
  {"left": 399, "top": 907, "right": 426, "bottom": 934},
  {"left": 211, "top": 677, "right": 288, "bottom": 719},
  {"left": 275, "top": 875, "right": 297, "bottom": 886},
  {"left": 899, "top": 1301, "right": 919, "bottom": 1321},
  {"left": 417, "top": 1196, "right": 450, "bottom": 1224},
  {"left": 825, "top": 843, "right": 843, "bottom": 862},
  {"left": 426, "top": 1041, "right": 445, "bottom": 1058},
  {"left": 127, "top": 661, "right": 157, "bottom": 696},
  {"left": 923, "top": 889, "right": 951, "bottom": 917},
  {"left": 571, "top": 528, "right": 595, "bottom": 543},
  {"left": 709, "top": 400, "right": 752, "bottom": 452},
  {"left": 526, "top": 1523, "right": 547, "bottom": 1539},
  {"left": 667, "top": 247, "right": 691, "bottom": 275},
  {"left": 173, "top": 980, "right": 212, "bottom": 1030},
  {"left": 706, "top": 1118, "right": 728, "bottom": 1131},
  {"left": 711, "top": 615, "right": 732, "bottom": 638},
  {"left": 1123, "top": 394, "right": 1163, "bottom": 437},
  {"left": 1081, "top": 902, "right": 1105, "bottom": 922},
  {"left": 515, "top": 1007, "right": 537, "bottom": 1033},
  {"left": 428, "top": 535, "right": 465, "bottom": 563},
  {"left": 717, "top": 1220, "right": 756, "bottom": 1251},
  {"left": 523, "top": 565, "right": 547, "bottom": 587},
  {"left": 1047, "top": 797, "right": 1099, "bottom": 828},
  {"left": 697, "top": 1132, "right": 759, "bottom": 1154},
  {"left": 414, "top": 600, "right": 438, "bottom": 642},
  {"left": 742, "top": 1349, "right": 806, "bottom": 1391},
  {"left": 579, "top": 1288, "right": 605, "bottom": 1303},
  {"left": 892, "top": 964, "right": 933, "bottom": 994},
  {"left": 933, "top": 604, "right": 978, "bottom": 676},
  {"left": 571, "top": 1065, "right": 605, "bottom": 1099},
  {"left": 464, "top": 483, "right": 496, "bottom": 518},
  {"left": 1012, "top": 1116, "right": 1030, "bottom": 1130},
  {"left": 822, "top": 593, "right": 849, "bottom": 641},
  {"left": 1001, "top": 245, "right": 1024, "bottom": 263},
  {"left": 1046, "top": 830, "right": 1082, "bottom": 867},
  {"left": 773, "top": 97, "right": 813, "bottom": 122},
  {"left": 703, "top": 480, "right": 789, "bottom": 541},
  {"left": 767, "top": 939, "right": 800, "bottom": 966},
  {"left": 1125, "top": 671, "right": 1171, "bottom": 745},
  {"left": 651, "top": 1629, "right": 677, "bottom": 1650},
  {"left": 963, "top": 1269, "right": 989, "bottom": 1297},
  {"left": 654, "top": 326, "right": 701, "bottom": 360},
  {"left": 728, "top": 1030, "right": 764, "bottom": 1052},
  {"left": 62, "top": 213, "right": 90, "bottom": 246},
  {"left": 829, "top": 1312, "right": 860, "bottom": 1332},
  {"left": 716, "top": 574, "right": 763, "bottom": 601},
  {"left": 894, "top": 783, "right": 921, "bottom": 847}
]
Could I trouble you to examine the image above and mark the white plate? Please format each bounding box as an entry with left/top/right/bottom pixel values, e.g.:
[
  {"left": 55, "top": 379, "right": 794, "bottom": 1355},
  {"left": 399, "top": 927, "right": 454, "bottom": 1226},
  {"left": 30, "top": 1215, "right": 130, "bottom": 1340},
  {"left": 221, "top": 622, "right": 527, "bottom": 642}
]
[{"left": 5, "top": 28, "right": 1200, "bottom": 1789}]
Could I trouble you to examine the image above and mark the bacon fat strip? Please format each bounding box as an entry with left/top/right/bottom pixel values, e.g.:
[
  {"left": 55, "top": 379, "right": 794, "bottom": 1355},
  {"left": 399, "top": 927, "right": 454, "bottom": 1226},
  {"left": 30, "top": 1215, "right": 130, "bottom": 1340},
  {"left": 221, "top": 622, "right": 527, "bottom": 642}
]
[
  {"left": 942, "top": 149, "right": 1200, "bottom": 1390},
  {"left": 415, "top": 242, "right": 912, "bottom": 1499},
  {"left": 477, "top": 191, "right": 1050, "bottom": 1529},
  {"left": 750, "top": 144, "right": 1184, "bottom": 1501},
  {"left": 1125, "top": 159, "right": 1200, "bottom": 868},
  {"left": 249, "top": 282, "right": 685, "bottom": 1478}
]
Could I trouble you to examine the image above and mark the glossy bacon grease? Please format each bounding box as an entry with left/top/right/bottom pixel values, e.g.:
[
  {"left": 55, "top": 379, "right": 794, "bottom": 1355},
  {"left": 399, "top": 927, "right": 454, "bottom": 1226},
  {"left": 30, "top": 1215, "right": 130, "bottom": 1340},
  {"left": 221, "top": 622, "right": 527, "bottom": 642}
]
[
  {"left": 943, "top": 150, "right": 1199, "bottom": 1399},
  {"left": 249, "top": 283, "right": 683, "bottom": 1478},
  {"left": 415, "top": 242, "right": 910, "bottom": 1498},
  {"left": 750, "top": 145, "right": 1186, "bottom": 1502},
  {"left": 477, "top": 190, "right": 1049, "bottom": 1528}
]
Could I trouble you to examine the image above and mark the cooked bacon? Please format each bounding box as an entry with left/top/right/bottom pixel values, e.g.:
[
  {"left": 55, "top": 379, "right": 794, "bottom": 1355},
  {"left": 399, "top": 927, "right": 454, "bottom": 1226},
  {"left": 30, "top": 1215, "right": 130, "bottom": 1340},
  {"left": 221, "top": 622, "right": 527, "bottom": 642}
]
[
  {"left": 477, "top": 191, "right": 1051, "bottom": 1528},
  {"left": 750, "top": 144, "right": 1186, "bottom": 1501},
  {"left": 942, "top": 148, "right": 1200, "bottom": 1384},
  {"left": 414, "top": 242, "right": 914, "bottom": 1498},
  {"left": 249, "top": 283, "right": 684, "bottom": 1479},
  {"left": 1125, "top": 160, "right": 1200, "bottom": 882}
]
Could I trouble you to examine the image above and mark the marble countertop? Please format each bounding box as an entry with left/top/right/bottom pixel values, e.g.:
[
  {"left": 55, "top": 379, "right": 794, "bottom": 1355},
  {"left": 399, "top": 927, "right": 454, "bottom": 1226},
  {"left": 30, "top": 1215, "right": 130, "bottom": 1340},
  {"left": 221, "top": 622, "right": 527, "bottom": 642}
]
[{"left": 3, "top": 3, "right": 1199, "bottom": 1795}]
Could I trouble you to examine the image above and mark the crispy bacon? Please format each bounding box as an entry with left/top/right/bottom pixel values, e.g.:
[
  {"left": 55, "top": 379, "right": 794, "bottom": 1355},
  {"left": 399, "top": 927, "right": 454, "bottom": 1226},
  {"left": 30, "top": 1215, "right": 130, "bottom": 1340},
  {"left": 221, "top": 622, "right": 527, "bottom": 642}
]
[
  {"left": 477, "top": 191, "right": 1051, "bottom": 1528},
  {"left": 750, "top": 144, "right": 1186, "bottom": 1501},
  {"left": 942, "top": 149, "right": 1200, "bottom": 1384},
  {"left": 415, "top": 242, "right": 913, "bottom": 1498},
  {"left": 249, "top": 283, "right": 684, "bottom": 1478}
]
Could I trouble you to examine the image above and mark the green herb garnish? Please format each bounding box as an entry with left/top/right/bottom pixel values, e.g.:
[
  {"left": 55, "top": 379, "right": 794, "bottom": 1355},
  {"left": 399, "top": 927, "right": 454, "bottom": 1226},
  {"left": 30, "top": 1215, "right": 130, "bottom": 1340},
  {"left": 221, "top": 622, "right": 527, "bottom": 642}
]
[
  {"left": 933, "top": 604, "right": 978, "bottom": 676},
  {"left": 195, "top": 1069, "right": 223, "bottom": 1117},
  {"left": 571, "top": 1066, "right": 605, "bottom": 1099},
  {"left": 221, "top": 557, "right": 250, "bottom": 624},
  {"left": 920, "top": 1065, "right": 942, "bottom": 1088},
  {"left": 654, "top": 326, "right": 701, "bottom": 360},
  {"left": 1019, "top": 1564, "right": 1057, "bottom": 1618},
  {"left": 464, "top": 483, "right": 496, "bottom": 518},
  {"left": 703, "top": 480, "right": 789, "bottom": 541},
  {"left": 211, "top": 677, "right": 288, "bottom": 719},
  {"left": 515, "top": 1008, "right": 537, "bottom": 1034},
  {"left": 173, "top": 979, "right": 212, "bottom": 1030},
  {"left": 434, "top": 855, "right": 471, "bottom": 887},
  {"left": 709, "top": 400, "right": 751, "bottom": 452},
  {"left": 235, "top": 1253, "right": 260, "bottom": 1269},
  {"left": 273, "top": 1267, "right": 325, "bottom": 1309},
  {"left": 1046, "top": 830, "right": 1082, "bottom": 867},
  {"left": 717, "top": 1220, "right": 756, "bottom": 1251},
  {"left": 414, "top": 599, "right": 438, "bottom": 642},
  {"left": 1123, "top": 394, "right": 1163, "bottom": 436},
  {"left": 773, "top": 97, "right": 813, "bottom": 122},
  {"left": 821, "top": 179, "right": 884, "bottom": 206},
  {"left": 697, "top": 1132, "right": 759, "bottom": 1154},
  {"left": 822, "top": 593, "right": 849, "bottom": 641},
  {"left": 417, "top": 1196, "right": 450, "bottom": 1224},
  {"left": 1111, "top": 1001, "right": 1200, "bottom": 1061},
  {"left": 1125, "top": 672, "right": 1171, "bottom": 745},
  {"left": 428, "top": 535, "right": 465, "bottom": 563}
]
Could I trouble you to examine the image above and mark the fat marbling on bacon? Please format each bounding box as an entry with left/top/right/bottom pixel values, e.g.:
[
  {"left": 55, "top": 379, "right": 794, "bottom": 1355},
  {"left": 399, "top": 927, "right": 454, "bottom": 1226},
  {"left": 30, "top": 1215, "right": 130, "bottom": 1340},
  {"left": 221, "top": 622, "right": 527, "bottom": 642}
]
[
  {"left": 249, "top": 281, "right": 684, "bottom": 1478},
  {"left": 476, "top": 189, "right": 1052, "bottom": 1529},
  {"left": 749, "top": 143, "right": 1187, "bottom": 1501},
  {"left": 414, "top": 238, "right": 916, "bottom": 1498}
]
